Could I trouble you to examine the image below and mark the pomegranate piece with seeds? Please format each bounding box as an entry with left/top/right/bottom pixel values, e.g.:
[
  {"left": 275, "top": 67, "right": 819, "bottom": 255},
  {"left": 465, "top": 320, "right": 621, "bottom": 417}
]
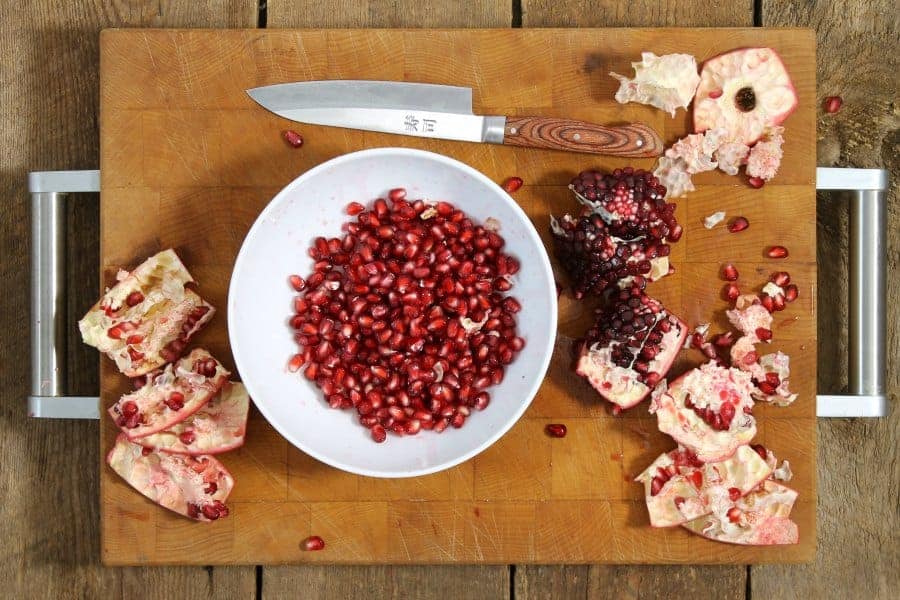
[
  {"left": 551, "top": 213, "right": 673, "bottom": 298},
  {"left": 136, "top": 382, "right": 250, "bottom": 455},
  {"left": 682, "top": 479, "right": 799, "bottom": 545},
  {"left": 288, "top": 191, "right": 525, "bottom": 441},
  {"left": 650, "top": 362, "right": 757, "bottom": 462},
  {"left": 108, "top": 348, "right": 229, "bottom": 441},
  {"left": 107, "top": 434, "right": 233, "bottom": 522},
  {"left": 635, "top": 445, "right": 773, "bottom": 527},
  {"left": 576, "top": 285, "right": 688, "bottom": 410},
  {"left": 568, "top": 168, "right": 679, "bottom": 242},
  {"left": 693, "top": 47, "right": 798, "bottom": 145},
  {"left": 79, "top": 249, "right": 215, "bottom": 377}
]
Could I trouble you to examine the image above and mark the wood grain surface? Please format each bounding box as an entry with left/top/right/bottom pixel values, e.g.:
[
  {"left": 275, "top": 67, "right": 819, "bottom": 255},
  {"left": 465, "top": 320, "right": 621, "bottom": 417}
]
[
  {"left": 98, "top": 27, "right": 816, "bottom": 566},
  {"left": 1, "top": 0, "right": 896, "bottom": 598}
]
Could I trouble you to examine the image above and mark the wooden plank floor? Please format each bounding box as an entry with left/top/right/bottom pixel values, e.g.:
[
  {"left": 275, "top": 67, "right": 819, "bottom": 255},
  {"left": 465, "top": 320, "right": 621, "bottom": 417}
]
[{"left": 1, "top": 0, "right": 896, "bottom": 598}]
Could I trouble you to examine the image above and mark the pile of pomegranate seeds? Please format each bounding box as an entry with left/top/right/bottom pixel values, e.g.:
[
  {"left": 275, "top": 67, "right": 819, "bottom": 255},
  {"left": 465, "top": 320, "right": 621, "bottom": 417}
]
[{"left": 288, "top": 190, "right": 525, "bottom": 442}]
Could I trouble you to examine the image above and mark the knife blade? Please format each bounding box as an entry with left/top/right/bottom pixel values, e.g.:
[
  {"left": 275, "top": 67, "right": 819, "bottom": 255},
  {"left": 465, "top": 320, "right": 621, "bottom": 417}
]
[{"left": 247, "top": 80, "right": 663, "bottom": 158}]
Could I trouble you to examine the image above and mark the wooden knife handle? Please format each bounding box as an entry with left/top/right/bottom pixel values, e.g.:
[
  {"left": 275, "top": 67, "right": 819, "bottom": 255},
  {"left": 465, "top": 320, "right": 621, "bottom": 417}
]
[{"left": 502, "top": 116, "right": 663, "bottom": 157}]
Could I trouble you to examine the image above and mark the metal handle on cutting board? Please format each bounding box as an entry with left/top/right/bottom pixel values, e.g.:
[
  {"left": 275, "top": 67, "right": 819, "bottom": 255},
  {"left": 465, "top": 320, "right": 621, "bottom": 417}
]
[
  {"left": 27, "top": 167, "right": 889, "bottom": 419},
  {"left": 29, "top": 170, "right": 100, "bottom": 419}
]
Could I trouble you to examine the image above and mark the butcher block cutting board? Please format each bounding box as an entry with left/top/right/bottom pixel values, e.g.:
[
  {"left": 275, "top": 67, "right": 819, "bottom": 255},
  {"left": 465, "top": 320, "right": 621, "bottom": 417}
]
[{"left": 99, "top": 28, "right": 816, "bottom": 565}]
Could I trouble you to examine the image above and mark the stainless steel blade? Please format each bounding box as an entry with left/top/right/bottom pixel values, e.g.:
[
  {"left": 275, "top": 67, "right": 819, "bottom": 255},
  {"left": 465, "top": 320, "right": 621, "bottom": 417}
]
[
  {"left": 247, "top": 80, "right": 474, "bottom": 113},
  {"left": 246, "top": 81, "right": 506, "bottom": 143}
]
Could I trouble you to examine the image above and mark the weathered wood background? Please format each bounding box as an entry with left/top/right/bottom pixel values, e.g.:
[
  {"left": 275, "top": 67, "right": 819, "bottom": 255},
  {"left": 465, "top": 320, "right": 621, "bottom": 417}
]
[{"left": 0, "top": 0, "right": 896, "bottom": 598}]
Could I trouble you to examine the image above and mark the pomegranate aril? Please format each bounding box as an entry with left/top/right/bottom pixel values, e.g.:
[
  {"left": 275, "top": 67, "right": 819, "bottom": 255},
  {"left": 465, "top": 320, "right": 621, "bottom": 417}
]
[
  {"left": 770, "top": 271, "right": 791, "bottom": 287},
  {"left": 502, "top": 176, "right": 523, "bottom": 193},
  {"left": 545, "top": 423, "right": 567, "bottom": 438},
  {"left": 784, "top": 284, "right": 799, "bottom": 302},
  {"left": 766, "top": 245, "right": 789, "bottom": 259},
  {"left": 371, "top": 424, "right": 387, "bottom": 443},
  {"left": 722, "top": 263, "right": 739, "bottom": 281},
  {"left": 755, "top": 327, "right": 773, "bottom": 342},
  {"left": 747, "top": 176, "right": 765, "bottom": 189},
  {"left": 125, "top": 291, "right": 145, "bottom": 307},
  {"left": 724, "top": 283, "right": 741, "bottom": 302},
  {"left": 282, "top": 130, "right": 303, "bottom": 147},
  {"left": 728, "top": 216, "right": 749, "bottom": 233},
  {"left": 772, "top": 293, "right": 787, "bottom": 312},
  {"left": 823, "top": 95, "right": 843, "bottom": 114},
  {"left": 302, "top": 535, "right": 325, "bottom": 551}
]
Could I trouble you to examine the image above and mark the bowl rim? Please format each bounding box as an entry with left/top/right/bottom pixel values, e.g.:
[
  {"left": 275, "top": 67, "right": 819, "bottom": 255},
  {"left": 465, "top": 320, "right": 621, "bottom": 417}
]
[{"left": 228, "top": 147, "right": 557, "bottom": 478}]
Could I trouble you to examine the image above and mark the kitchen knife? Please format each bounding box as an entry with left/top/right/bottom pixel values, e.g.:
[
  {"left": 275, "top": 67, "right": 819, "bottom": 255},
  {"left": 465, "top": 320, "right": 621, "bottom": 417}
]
[{"left": 246, "top": 80, "right": 663, "bottom": 157}]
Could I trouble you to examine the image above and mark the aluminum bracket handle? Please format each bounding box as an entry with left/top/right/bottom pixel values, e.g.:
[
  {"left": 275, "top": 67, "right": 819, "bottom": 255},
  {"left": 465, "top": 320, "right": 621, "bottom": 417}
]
[
  {"left": 27, "top": 168, "right": 889, "bottom": 419},
  {"left": 29, "top": 170, "right": 100, "bottom": 420},
  {"left": 815, "top": 168, "right": 889, "bottom": 417}
]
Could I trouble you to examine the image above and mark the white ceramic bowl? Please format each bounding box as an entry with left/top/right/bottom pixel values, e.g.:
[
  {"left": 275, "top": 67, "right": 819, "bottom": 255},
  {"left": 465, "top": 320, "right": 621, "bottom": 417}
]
[{"left": 228, "top": 148, "right": 557, "bottom": 478}]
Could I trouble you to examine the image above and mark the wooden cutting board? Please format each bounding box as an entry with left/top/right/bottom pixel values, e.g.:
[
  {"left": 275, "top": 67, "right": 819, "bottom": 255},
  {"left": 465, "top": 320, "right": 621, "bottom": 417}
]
[{"left": 98, "top": 28, "right": 816, "bottom": 565}]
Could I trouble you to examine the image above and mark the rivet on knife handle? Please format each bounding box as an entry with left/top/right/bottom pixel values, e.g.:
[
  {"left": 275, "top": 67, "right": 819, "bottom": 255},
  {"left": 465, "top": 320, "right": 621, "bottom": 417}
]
[{"left": 502, "top": 116, "right": 663, "bottom": 157}]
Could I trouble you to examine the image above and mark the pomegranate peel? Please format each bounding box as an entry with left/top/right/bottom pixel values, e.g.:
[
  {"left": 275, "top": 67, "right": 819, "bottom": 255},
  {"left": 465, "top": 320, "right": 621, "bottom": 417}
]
[
  {"left": 108, "top": 349, "right": 230, "bottom": 441},
  {"left": 136, "top": 382, "right": 250, "bottom": 455},
  {"left": 650, "top": 362, "right": 757, "bottom": 462},
  {"left": 610, "top": 52, "right": 700, "bottom": 117},
  {"left": 681, "top": 480, "right": 798, "bottom": 545},
  {"left": 107, "top": 434, "right": 233, "bottom": 522},
  {"left": 636, "top": 445, "right": 772, "bottom": 528},
  {"left": 80, "top": 249, "right": 215, "bottom": 377},
  {"left": 693, "top": 47, "right": 798, "bottom": 145}
]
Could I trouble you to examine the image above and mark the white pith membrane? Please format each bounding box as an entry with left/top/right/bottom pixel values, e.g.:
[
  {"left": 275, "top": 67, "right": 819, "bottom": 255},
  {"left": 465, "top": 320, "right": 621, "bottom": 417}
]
[
  {"left": 136, "top": 382, "right": 250, "bottom": 455},
  {"left": 610, "top": 52, "right": 701, "bottom": 117},
  {"left": 650, "top": 362, "right": 757, "bottom": 462},
  {"left": 108, "top": 348, "right": 230, "bottom": 440},
  {"left": 653, "top": 128, "right": 727, "bottom": 199},
  {"left": 703, "top": 211, "right": 726, "bottom": 229},
  {"left": 681, "top": 479, "right": 799, "bottom": 545},
  {"left": 107, "top": 433, "right": 234, "bottom": 522},
  {"left": 746, "top": 126, "right": 785, "bottom": 181},
  {"left": 693, "top": 47, "right": 798, "bottom": 145},
  {"left": 79, "top": 249, "right": 215, "bottom": 376},
  {"left": 635, "top": 445, "right": 772, "bottom": 528}
]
